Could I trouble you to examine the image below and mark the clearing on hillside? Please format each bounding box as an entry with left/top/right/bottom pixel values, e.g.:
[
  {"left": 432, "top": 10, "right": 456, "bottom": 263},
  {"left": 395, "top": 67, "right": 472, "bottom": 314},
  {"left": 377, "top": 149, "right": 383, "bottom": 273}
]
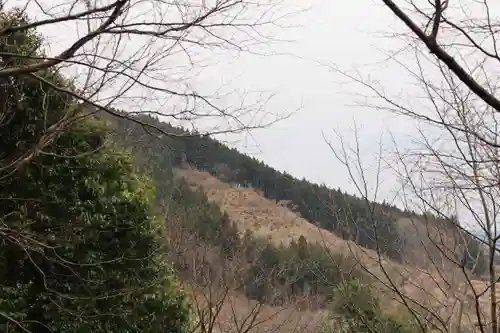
[{"left": 174, "top": 166, "right": 500, "bottom": 331}]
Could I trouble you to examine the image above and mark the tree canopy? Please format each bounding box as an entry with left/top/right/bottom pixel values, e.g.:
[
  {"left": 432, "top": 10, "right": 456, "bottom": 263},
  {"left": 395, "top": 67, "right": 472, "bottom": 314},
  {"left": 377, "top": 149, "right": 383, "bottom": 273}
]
[{"left": 0, "top": 10, "right": 191, "bottom": 332}]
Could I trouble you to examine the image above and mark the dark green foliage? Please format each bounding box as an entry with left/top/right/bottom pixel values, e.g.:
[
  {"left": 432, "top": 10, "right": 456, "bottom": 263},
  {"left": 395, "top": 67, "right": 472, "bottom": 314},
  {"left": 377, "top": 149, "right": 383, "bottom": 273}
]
[
  {"left": 0, "top": 9, "right": 191, "bottom": 332},
  {"left": 105, "top": 112, "right": 489, "bottom": 307},
  {"left": 169, "top": 179, "right": 241, "bottom": 259},
  {"left": 243, "top": 236, "right": 368, "bottom": 305},
  {"left": 0, "top": 21, "right": 75, "bottom": 176},
  {"left": 332, "top": 279, "right": 381, "bottom": 326},
  {"left": 324, "top": 279, "right": 422, "bottom": 333},
  {"left": 174, "top": 132, "right": 404, "bottom": 261},
  {"left": 104, "top": 113, "right": 407, "bottom": 261},
  {"left": 1, "top": 121, "right": 191, "bottom": 332}
]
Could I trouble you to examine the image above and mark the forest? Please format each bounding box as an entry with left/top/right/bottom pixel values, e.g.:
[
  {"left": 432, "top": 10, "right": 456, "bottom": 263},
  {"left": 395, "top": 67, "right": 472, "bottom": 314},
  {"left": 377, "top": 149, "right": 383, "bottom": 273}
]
[
  {"left": 107, "top": 112, "right": 371, "bottom": 305},
  {"left": 109, "top": 112, "right": 487, "bottom": 275}
]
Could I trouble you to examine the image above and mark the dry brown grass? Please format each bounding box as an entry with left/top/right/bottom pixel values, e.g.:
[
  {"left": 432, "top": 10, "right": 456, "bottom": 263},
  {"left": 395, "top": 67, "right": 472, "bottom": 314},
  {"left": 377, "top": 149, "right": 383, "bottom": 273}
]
[
  {"left": 174, "top": 167, "right": 409, "bottom": 276},
  {"left": 173, "top": 166, "right": 500, "bottom": 332},
  {"left": 185, "top": 286, "right": 326, "bottom": 333}
]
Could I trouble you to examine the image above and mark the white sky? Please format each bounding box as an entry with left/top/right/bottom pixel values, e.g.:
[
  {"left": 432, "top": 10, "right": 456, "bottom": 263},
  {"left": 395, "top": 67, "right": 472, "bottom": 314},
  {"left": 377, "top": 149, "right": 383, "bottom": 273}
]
[
  {"left": 10, "top": 0, "right": 498, "bottom": 231},
  {"left": 9, "top": 0, "right": 437, "bottom": 206},
  {"left": 191, "top": 0, "right": 420, "bottom": 204}
]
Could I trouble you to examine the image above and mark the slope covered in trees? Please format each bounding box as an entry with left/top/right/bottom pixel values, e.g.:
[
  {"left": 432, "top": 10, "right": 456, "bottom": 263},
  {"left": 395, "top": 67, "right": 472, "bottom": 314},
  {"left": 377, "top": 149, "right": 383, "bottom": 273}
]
[
  {"left": 107, "top": 112, "right": 487, "bottom": 275},
  {"left": 105, "top": 112, "right": 372, "bottom": 307},
  {"left": 104, "top": 111, "right": 492, "bottom": 331}
]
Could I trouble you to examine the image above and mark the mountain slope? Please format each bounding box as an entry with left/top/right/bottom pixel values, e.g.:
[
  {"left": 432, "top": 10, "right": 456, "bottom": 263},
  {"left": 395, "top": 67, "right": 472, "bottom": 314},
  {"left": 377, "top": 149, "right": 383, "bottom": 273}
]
[
  {"left": 102, "top": 111, "right": 496, "bottom": 331},
  {"left": 107, "top": 111, "right": 485, "bottom": 274},
  {"left": 175, "top": 165, "right": 500, "bottom": 332},
  {"left": 174, "top": 166, "right": 394, "bottom": 273}
]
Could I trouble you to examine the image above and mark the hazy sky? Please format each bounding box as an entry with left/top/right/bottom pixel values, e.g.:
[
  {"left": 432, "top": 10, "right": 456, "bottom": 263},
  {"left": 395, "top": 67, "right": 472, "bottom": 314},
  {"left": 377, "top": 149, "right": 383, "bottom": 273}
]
[
  {"left": 13, "top": 0, "right": 464, "bottom": 214},
  {"left": 191, "top": 0, "right": 420, "bottom": 203}
]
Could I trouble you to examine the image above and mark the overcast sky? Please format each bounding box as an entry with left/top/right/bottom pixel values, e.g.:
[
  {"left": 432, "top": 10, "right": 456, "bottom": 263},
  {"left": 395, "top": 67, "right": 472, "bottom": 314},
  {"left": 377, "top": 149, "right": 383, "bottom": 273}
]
[
  {"left": 17, "top": 0, "right": 427, "bottom": 205},
  {"left": 192, "top": 0, "right": 420, "bottom": 204},
  {"left": 14, "top": 0, "right": 486, "bottom": 226}
]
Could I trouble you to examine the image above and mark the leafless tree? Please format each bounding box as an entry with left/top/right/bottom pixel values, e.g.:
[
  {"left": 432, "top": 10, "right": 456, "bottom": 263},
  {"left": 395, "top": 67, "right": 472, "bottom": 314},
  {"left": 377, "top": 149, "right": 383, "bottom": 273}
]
[
  {"left": 311, "top": 2, "right": 500, "bottom": 333},
  {"left": 163, "top": 208, "right": 320, "bottom": 333},
  {"left": 0, "top": 0, "right": 302, "bottom": 177},
  {"left": 323, "top": 122, "right": 471, "bottom": 333},
  {"left": 318, "top": 3, "right": 500, "bottom": 330},
  {"left": 377, "top": 0, "right": 500, "bottom": 116}
]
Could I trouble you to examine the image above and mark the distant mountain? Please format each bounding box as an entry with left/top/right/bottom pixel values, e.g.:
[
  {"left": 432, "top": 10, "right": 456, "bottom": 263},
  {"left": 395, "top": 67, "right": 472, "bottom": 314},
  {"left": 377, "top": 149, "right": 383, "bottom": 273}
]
[
  {"left": 104, "top": 111, "right": 489, "bottom": 275},
  {"left": 472, "top": 229, "right": 486, "bottom": 240}
]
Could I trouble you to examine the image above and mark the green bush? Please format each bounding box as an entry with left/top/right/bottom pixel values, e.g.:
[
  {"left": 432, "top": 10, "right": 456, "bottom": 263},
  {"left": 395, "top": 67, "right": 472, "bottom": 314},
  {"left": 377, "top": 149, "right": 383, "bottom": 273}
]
[{"left": 320, "top": 279, "right": 422, "bottom": 333}]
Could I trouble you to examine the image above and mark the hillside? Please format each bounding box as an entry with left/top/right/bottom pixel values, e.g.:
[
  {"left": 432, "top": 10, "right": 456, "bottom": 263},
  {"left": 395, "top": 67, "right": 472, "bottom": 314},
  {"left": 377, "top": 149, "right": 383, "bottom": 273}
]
[
  {"left": 173, "top": 166, "right": 394, "bottom": 275},
  {"left": 103, "top": 111, "right": 496, "bottom": 332},
  {"left": 107, "top": 111, "right": 485, "bottom": 272},
  {"left": 174, "top": 165, "right": 499, "bottom": 332}
]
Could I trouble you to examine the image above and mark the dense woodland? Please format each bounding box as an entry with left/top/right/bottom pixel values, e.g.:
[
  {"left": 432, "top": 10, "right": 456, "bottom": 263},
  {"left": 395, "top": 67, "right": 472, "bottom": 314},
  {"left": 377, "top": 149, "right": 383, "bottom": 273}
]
[
  {"left": 0, "top": 11, "right": 191, "bottom": 332},
  {"left": 108, "top": 112, "right": 487, "bottom": 275}
]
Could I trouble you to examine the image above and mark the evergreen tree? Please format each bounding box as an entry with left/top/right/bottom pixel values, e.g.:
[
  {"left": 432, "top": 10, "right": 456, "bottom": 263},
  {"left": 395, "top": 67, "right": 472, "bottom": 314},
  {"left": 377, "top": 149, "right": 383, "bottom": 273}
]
[{"left": 0, "top": 10, "right": 191, "bottom": 332}]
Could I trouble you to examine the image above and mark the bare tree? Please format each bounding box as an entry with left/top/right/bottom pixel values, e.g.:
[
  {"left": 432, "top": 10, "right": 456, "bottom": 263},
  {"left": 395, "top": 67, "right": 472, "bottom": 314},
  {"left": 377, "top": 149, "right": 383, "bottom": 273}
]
[
  {"left": 0, "top": 0, "right": 301, "bottom": 176},
  {"left": 319, "top": 18, "right": 500, "bottom": 333},
  {"left": 323, "top": 123, "right": 468, "bottom": 333},
  {"left": 377, "top": 0, "right": 500, "bottom": 115},
  {"left": 163, "top": 207, "right": 320, "bottom": 333},
  {"left": 310, "top": 2, "right": 500, "bottom": 332}
]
